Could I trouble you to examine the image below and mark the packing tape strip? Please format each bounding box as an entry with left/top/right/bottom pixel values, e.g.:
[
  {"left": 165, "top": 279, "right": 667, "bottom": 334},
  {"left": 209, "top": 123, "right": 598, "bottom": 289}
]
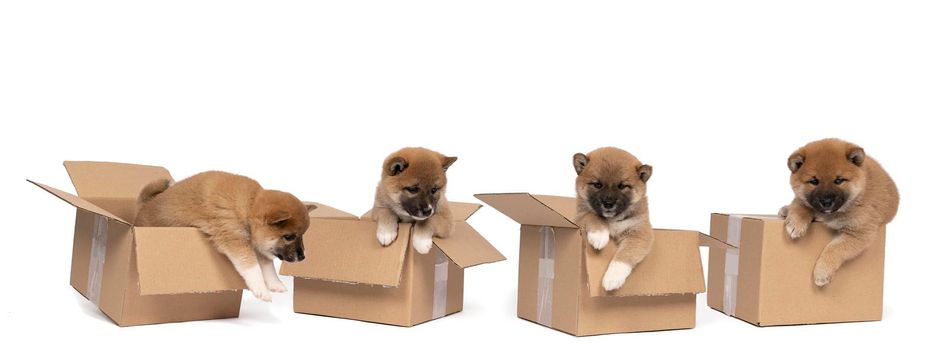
[
  {"left": 88, "top": 214, "right": 108, "bottom": 306},
  {"left": 536, "top": 226, "right": 555, "bottom": 327},
  {"left": 432, "top": 248, "right": 449, "bottom": 319},
  {"left": 722, "top": 214, "right": 743, "bottom": 316}
]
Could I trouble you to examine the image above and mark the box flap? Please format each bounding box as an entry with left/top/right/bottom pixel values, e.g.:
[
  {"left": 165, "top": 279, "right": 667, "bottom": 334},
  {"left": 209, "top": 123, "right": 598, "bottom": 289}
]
[
  {"left": 134, "top": 227, "right": 246, "bottom": 295},
  {"left": 699, "top": 232, "right": 735, "bottom": 250},
  {"left": 449, "top": 202, "right": 482, "bottom": 221},
  {"left": 585, "top": 229, "right": 705, "bottom": 297},
  {"left": 63, "top": 161, "right": 172, "bottom": 201},
  {"left": 279, "top": 218, "right": 411, "bottom": 287},
  {"left": 306, "top": 201, "right": 358, "bottom": 220},
  {"left": 28, "top": 180, "right": 131, "bottom": 225},
  {"left": 474, "top": 193, "right": 578, "bottom": 228},
  {"left": 433, "top": 222, "right": 505, "bottom": 268}
]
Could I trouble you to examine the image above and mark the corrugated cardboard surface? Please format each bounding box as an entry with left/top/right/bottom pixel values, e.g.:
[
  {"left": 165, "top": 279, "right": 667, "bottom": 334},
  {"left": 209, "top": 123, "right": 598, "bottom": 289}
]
[
  {"left": 433, "top": 222, "right": 505, "bottom": 268},
  {"left": 134, "top": 227, "right": 245, "bottom": 295},
  {"left": 63, "top": 161, "right": 171, "bottom": 201},
  {"left": 515, "top": 225, "right": 583, "bottom": 335},
  {"left": 287, "top": 201, "right": 502, "bottom": 326},
  {"left": 585, "top": 229, "right": 705, "bottom": 297},
  {"left": 576, "top": 294, "right": 696, "bottom": 336},
  {"left": 279, "top": 219, "right": 411, "bottom": 286},
  {"left": 474, "top": 193, "right": 577, "bottom": 228},
  {"left": 708, "top": 213, "right": 886, "bottom": 326}
]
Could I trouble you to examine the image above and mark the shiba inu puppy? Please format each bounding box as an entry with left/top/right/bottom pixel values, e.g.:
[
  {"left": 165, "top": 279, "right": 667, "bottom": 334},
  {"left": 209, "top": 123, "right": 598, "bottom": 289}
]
[
  {"left": 135, "top": 171, "right": 316, "bottom": 301},
  {"left": 367, "top": 147, "right": 457, "bottom": 254},
  {"left": 779, "top": 138, "right": 899, "bottom": 287},
  {"left": 574, "top": 147, "right": 654, "bottom": 291}
]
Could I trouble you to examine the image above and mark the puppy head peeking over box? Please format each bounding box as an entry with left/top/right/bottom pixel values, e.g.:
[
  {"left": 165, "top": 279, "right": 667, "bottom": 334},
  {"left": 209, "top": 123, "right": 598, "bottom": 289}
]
[{"left": 367, "top": 147, "right": 458, "bottom": 254}]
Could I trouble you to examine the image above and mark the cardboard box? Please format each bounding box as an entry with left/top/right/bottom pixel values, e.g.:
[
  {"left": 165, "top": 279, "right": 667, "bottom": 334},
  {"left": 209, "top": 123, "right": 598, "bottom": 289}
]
[
  {"left": 30, "top": 161, "right": 247, "bottom": 326},
  {"left": 279, "top": 201, "right": 505, "bottom": 327},
  {"left": 706, "top": 213, "right": 886, "bottom": 326},
  {"left": 476, "top": 193, "right": 715, "bottom": 336}
]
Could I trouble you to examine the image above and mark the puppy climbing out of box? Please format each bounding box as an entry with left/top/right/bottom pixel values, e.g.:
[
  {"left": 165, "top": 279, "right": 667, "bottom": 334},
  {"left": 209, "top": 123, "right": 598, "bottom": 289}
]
[
  {"left": 367, "top": 147, "right": 457, "bottom": 254},
  {"left": 779, "top": 138, "right": 899, "bottom": 287},
  {"left": 135, "top": 171, "right": 317, "bottom": 301},
  {"left": 574, "top": 147, "right": 654, "bottom": 291}
]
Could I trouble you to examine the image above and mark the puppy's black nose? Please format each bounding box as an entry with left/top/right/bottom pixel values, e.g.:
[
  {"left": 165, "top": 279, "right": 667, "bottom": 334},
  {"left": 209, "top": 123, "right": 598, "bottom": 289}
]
[
  {"left": 602, "top": 201, "right": 616, "bottom": 210},
  {"left": 818, "top": 197, "right": 835, "bottom": 209},
  {"left": 297, "top": 251, "right": 305, "bottom": 261},
  {"left": 420, "top": 207, "right": 433, "bottom": 216}
]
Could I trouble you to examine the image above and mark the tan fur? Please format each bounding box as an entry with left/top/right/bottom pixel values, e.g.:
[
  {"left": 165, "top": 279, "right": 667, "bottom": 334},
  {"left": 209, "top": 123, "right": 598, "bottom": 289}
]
[
  {"left": 365, "top": 147, "right": 457, "bottom": 254},
  {"left": 574, "top": 147, "right": 654, "bottom": 291},
  {"left": 779, "top": 138, "right": 899, "bottom": 287},
  {"left": 135, "top": 171, "right": 316, "bottom": 301}
]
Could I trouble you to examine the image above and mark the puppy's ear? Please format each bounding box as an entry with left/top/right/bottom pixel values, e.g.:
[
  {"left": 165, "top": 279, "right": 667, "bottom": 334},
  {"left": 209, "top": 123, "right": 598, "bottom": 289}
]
[
  {"left": 788, "top": 152, "right": 805, "bottom": 173},
  {"left": 573, "top": 153, "right": 589, "bottom": 174},
  {"left": 637, "top": 164, "right": 653, "bottom": 183},
  {"left": 386, "top": 157, "right": 409, "bottom": 176},
  {"left": 305, "top": 204, "right": 318, "bottom": 214},
  {"left": 847, "top": 147, "right": 865, "bottom": 166},
  {"left": 267, "top": 210, "right": 292, "bottom": 226},
  {"left": 442, "top": 156, "right": 458, "bottom": 172}
]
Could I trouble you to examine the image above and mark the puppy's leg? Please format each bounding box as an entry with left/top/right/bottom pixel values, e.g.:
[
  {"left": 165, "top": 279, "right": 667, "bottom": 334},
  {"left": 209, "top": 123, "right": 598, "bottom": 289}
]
[
  {"left": 783, "top": 201, "right": 814, "bottom": 240},
  {"left": 812, "top": 228, "right": 877, "bottom": 287},
  {"left": 603, "top": 228, "right": 654, "bottom": 291},
  {"left": 373, "top": 207, "right": 400, "bottom": 246},
  {"left": 577, "top": 212, "right": 610, "bottom": 250},
  {"left": 258, "top": 252, "right": 286, "bottom": 293},
  {"left": 412, "top": 220, "right": 435, "bottom": 254},
  {"left": 205, "top": 227, "right": 272, "bottom": 302}
]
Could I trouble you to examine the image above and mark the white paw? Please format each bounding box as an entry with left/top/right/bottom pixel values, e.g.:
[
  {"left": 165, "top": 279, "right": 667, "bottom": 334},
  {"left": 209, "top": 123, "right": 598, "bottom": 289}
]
[
  {"left": 413, "top": 233, "right": 433, "bottom": 254},
  {"left": 778, "top": 205, "right": 789, "bottom": 218},
  {"left": 813, "top": 267, "right": 832, "bottom": 287},
  {"left": 266, "top": 278, "right": 287, "bottom": 293},
  {"left": 602, "top": 261, "right": 633, "bottom": 291},
  {"left": 587, "top": 229, "right": 610, "bottom": 250},
  {"left": 377, "top": 225, "right": 398, "bottom": 246},
  {"left": 251, "top": 286, "right": 273, "bottom": 302},
  {"left": 784, "top": 216, "right": 808, "bottom": 240}
]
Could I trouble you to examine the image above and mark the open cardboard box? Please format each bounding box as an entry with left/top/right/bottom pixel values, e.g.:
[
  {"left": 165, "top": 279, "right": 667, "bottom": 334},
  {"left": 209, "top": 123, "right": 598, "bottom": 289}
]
[
  {"left": 30, "top": 161, "right": 248, "bottom": 326},
  {"left": 706, "top": 213, "right": 886, "bottom": 326},
  {"left": 279, "top": 201, "right": 505, "bottom": 327},
  {"left": 476, "top": 193, "right": 721, "bottom": 336}
]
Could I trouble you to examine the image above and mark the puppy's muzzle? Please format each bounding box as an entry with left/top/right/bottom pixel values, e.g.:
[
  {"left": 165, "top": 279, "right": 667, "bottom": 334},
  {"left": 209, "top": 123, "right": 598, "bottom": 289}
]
[{"left": 277, "top": 250, "right": 305, "bottom": 262}]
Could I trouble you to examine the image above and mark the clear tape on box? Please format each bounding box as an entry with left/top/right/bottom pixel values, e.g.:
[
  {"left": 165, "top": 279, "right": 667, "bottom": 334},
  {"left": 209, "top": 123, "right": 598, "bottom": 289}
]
[
  {"left": 723, "top": 215, "right": 743, "bottom": 316},
  {"left": 88, "top": 215, "right": 109, "bottom": 306},
  {"left": 432, "top": 248, "right": 449, "bottom": 319},
  {"left": 537, "top": 226, "right": 555, "bottom": 327}
]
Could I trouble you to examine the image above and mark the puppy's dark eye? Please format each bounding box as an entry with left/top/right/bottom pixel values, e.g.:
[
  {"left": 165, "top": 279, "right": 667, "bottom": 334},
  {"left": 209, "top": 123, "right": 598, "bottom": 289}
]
[
  {"left": 282, "top": 234, "right": 297, "bottom": 241},
  {"left": 808, "top": 178, "right": 820, "bottom": 185},
  {"left": 430, "top": 187, "right": 439, "bottom": 194},
  {"left": 591, "top": 182, "right": 603, "bottom": 189},
  {"left": 834, "top": 177, "right": 847, "bottom": 185},
  {"left": 405, "top": 186, "right": 420, "bottom": 194},
  {"left": 618, "top": 183, "right": 630, "bottom": 190}
]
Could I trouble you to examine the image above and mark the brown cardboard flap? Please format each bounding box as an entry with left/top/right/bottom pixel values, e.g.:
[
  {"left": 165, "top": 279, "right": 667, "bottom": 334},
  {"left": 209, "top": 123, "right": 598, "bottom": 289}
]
[
  {"left": 449, "top": 202, "right": 482, "bottom": 221},
  {"left": 585, "top": 229, "right": 705, "bottom": 297},
  {"left": 28, "top": 180, "right": 131, "bottom": 225},
  {"left": 474, "top": 193, "right": 578, "bottom": 228},
  {"left": 306, "top": 201, "right": 357, "bottom": 220},
  {"left": 64, "top": 161, "right": 172, "bottom": 201},
  {"left": 434, "top": 222, "right": 505, "bottom": 268},
  {"left": 134, "top": 227, "right": 245, "bottom": 295},
  {"left": 699, "top": 232, "right": 735, "bottom": 250},
  {"left": 279, "top": 218, "right": 410, "bottom": 286}
]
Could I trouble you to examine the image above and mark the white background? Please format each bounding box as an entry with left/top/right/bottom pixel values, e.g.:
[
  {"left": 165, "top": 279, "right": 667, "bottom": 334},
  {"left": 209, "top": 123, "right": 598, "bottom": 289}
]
[{"left": 1, "top": 1, "right": 944, "bottom": 348}]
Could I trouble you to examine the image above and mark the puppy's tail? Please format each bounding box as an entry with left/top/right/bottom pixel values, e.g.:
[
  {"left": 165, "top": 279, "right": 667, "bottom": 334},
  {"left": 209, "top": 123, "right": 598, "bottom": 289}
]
[{"left": 137, "top": 179, "right": 171, "bottom": 206}]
